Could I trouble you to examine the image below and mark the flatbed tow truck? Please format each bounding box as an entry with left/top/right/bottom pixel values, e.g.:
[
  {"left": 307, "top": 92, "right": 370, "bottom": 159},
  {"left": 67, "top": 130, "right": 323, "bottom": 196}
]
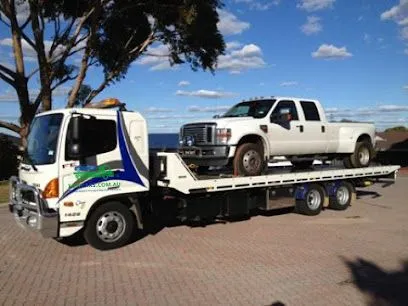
[{"left": 9, "top": 99, "right": 400, "bottom": 250}]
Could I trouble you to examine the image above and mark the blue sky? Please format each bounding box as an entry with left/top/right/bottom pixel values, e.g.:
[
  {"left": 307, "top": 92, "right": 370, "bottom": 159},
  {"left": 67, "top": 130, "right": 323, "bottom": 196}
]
[{"left": 0, "top": 0, "right": 407, "bottom": 135}]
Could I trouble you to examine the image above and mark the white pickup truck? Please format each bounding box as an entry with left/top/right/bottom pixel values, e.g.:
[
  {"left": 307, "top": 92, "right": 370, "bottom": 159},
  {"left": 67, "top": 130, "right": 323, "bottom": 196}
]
[{"left": 179, "top": 96, "right": 376, "bottom": 176}]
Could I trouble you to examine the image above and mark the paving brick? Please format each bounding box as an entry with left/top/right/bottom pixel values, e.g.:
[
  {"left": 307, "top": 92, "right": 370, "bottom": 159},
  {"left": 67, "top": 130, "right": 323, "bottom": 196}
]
[{"left": 1, "top": 176, "right": 408, "bottom": 305}]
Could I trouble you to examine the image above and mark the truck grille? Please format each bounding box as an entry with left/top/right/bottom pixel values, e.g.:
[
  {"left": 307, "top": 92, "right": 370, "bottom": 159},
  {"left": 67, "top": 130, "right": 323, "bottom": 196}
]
[{"left": 181, "top": 123, "right": 216, "bottom": 144}]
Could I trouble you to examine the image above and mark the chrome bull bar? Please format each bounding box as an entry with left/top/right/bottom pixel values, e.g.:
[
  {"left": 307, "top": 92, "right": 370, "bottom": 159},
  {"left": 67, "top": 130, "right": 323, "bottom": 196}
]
[{"left": 9, "top": 176, "right": 58, "bottom": 238}]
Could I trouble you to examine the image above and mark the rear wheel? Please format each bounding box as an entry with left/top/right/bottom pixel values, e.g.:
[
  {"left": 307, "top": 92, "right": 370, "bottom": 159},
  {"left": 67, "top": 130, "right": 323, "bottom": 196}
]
[
  {"left": 345, "top": 141, "right": 373, "bottom": 168},
  {"left": 233, "top": 143, "right": 265, "bottom": 176},
  {"left": 329, "top": 182, "right": 353, "bottom": 210},
  {"left": 295, "top": 184, "right": 325, "bottom": 216},
  {"left": 84, "top": 201, "right": 135, "bottom": 250}
]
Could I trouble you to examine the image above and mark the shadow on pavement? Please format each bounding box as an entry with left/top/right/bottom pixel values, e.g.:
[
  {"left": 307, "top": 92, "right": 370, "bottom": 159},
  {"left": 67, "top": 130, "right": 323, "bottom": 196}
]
[
  {"left": 342, "top": 257, "right": 408, "bottom": 306},
  {"left": 356, "top": 190, "right": 381, "bottom": 199}
]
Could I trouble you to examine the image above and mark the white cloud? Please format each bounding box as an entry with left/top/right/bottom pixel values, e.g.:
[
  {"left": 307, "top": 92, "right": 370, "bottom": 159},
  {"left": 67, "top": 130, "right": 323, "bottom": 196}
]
[
  {"left": 297, "top": 0, "right": 335, "bottom": 12},
  {"left": 136, "top": 44, "right": 173, "bottom": 71},
  {"left": 381, "top": 0, "right": 408, "bottom": 23},
  {"left": 226, "top": 41, "right": 243, "bottom": 50},
  {"left": 178, "top": 81, "right": 190, "bottom": 87},
  {"left": 405, "top": 48, "right": 408, "bottom": 55},
  {"left": 176, "top": 89, "right": 237, "bottom": 99},
  {"left": 312, "top": 44, "right": 353, "bottom": 59},
  {"left": 401, "top": 26, "right": 408, "bottom": 40},
  {"left": 217, "top": 43, "right": 266, "bottom": 73},
  {"left": 357, "top": 16, "right": 363, "bottom": 22},
  {"left": 234, "top": 0, "right": 280, "bottom": 11},
  {"left": 381, "top": 0, "right": 408, "bottom": 42},
  {"left": 217, "top": 10, "right": 250, "bottom": 35},
  {"left": 280, "top": 81, "right": 299, "bottom": 87},
  {"left": 404, "top": 85, "right": 408, "bottom": 90},
  {"left": 301, "top": 16, "right": 323, "bottom": 35},
  {"left": 145, "top": 107, "right": 174, "bottom": 113},
  {"left": 0, "top": 86, "right": 69, "bottom": 104},
  {"left": 378, "top": 105, "right": 408, "bottom": 112},
  {"left": 146, "top": 114, "right": 196, "bottom": 120},
  {"left": 363, "top": 33, "right": 371, "bottom": 43},
  {"left": 188, "top": 105, "right": 232, "bottom": 113}
]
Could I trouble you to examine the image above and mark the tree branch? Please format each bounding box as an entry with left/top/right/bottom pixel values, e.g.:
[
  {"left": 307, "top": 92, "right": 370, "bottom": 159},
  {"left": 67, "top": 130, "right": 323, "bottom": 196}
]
[
  {"left": 0, "top": 120, "right": 20, "bottom": 134},
  {"left": 0, "top": 71, "right": 15, "bottom": 88},
  {"left": 0, "top": 64, "right": 16, "bottom": 79}
]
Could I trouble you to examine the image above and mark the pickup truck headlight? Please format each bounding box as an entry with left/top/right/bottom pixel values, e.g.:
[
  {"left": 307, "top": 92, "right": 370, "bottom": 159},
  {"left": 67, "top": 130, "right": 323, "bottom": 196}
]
[{"left": 216, "top": 128, "right": 231, "bottom": 144}]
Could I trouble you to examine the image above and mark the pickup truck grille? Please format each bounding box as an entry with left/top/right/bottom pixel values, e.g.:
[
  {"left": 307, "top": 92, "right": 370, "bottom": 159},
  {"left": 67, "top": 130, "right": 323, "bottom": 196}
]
[{"left": 181, "top": 123, "right": 216, "bottom": 144}]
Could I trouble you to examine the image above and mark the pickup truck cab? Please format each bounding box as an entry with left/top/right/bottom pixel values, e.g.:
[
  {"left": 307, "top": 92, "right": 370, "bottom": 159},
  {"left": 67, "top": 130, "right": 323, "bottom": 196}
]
[{"left": 179, "top": 96, "right": 376, "bottom": 176}]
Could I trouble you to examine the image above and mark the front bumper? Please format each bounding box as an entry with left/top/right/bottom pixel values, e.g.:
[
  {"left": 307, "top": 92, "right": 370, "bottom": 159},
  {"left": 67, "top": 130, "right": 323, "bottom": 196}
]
[
  {"left": 9, "top": 176, "right": 58, "bottom": 238},
  {"left": 179, "top": 145, "right": 232, "bottom": 167}
]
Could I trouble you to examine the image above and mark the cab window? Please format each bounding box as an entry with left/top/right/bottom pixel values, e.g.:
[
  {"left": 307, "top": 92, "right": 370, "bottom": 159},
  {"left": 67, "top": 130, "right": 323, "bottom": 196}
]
[{"left": 271, "top": 101, "right": 299, "bottom": 120}]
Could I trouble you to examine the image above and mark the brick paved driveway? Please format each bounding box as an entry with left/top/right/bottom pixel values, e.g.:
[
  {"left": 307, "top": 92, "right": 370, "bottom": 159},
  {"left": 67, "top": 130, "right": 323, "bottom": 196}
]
[{"left": 0, "top": 176, "right": 407, "bottom": 306}]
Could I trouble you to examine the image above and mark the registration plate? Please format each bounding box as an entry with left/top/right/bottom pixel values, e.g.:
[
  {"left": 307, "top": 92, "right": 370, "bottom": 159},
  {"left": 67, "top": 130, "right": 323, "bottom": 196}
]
[{"left": 183, "top": 150, "right": 197, "bottom": 156}]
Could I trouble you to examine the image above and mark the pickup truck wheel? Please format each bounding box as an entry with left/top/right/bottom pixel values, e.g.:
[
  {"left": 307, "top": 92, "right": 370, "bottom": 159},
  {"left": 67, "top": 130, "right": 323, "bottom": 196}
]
[
  {"left": 295, "top": 184, "right": 325, "bottom": 216},
  {"left": 84, "top": 201, "right": 135, "bottom": 250},
  {"left": 329, "top": 182, "right": 353, "bottom": 210},
  {"left": 349, "top": 141, "right": 373, "bottom": 168},
  {"left": 233, "top": 143, "right": 265, "bottom": 176}
]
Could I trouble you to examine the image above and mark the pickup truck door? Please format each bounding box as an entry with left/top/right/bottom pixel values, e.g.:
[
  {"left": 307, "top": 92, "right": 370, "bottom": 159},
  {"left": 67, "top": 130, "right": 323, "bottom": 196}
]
[
  {"left": 267, "top": 100, "right": 306, "bottom": 155},
  {"left": 298, "top": 101, "right": 328, "bottom": 154}
]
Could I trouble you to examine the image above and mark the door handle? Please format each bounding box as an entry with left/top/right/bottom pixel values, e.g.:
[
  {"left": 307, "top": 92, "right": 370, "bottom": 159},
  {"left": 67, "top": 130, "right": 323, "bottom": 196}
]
[
  {"left": 296, "top": 125, "right": 304, "bottom": 132},
  {"left": 321, "top": 126, "right": 325, "bottom": 133}
]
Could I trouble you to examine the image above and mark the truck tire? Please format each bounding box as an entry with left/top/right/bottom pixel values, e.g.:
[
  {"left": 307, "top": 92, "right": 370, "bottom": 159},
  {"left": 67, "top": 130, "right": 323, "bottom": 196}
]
[
  {"left": 295, "top": 184, "right": 325, "bottom": 216},
  {"left": 233, "top": 143, "right": 265, "bottom": 176},
  {"left": 329, "top": 182, "right": 353, "bottom": 210},
  {"left": 84, "top": 201, "right": 135, "bottom": 250},
  {"left": 346, "top": 141, "right": 373, "bottom": 168}
]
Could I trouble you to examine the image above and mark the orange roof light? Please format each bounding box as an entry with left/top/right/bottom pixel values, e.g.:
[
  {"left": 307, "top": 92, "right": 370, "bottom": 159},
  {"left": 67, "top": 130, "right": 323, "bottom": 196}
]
[{"left": 84, "top": 98, "right": 125, "bottom": 109}]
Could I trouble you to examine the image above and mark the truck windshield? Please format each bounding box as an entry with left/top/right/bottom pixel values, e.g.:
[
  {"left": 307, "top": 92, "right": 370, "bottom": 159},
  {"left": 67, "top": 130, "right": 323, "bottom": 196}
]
[
  {"left": 222, "top": 100, "right": 276, "bottom": 118},
  {"left": 23, "top": 113, "right": 63, "bottom": 165}
]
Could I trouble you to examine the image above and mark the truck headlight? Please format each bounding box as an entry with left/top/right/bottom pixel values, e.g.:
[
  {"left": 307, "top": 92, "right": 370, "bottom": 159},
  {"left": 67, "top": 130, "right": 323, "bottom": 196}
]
[{"left": 216, "top": 128, "right": 231, "bottom": 144}]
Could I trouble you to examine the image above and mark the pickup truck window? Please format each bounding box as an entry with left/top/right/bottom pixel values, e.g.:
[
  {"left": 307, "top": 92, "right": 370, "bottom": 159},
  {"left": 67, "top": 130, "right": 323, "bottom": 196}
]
[
  {"left": 300, "top": 101, "right": 320, "bottom": 121},
  {"left": 271, "top": 101, "right": 299, "bottom": 120},
  {"left": 66, "top": 119, "right": 117, "bottom": 160},
  {"left": 222, "top": 100, "right": 276, "bottom": 118}
]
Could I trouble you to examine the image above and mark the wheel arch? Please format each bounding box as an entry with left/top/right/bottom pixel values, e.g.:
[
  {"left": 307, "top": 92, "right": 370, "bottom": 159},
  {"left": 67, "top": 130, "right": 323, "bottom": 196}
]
[
  {"left": 236, "top": 134, "right": 269, "bottom": 160},
  {"left": 85, "top": 194, "right": 144, "bottom": 230},
  {"left": 356, "top": 133, "right": 372, "bottom": 144}
]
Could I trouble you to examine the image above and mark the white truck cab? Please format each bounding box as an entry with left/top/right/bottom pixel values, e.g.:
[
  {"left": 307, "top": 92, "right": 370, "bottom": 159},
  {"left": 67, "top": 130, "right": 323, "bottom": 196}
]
[
  {"left": 179, "top": 96, "right": 376, "bottom": 176},
  {"left": 10, "top": 99, "right": 149, "bottom": 249}
]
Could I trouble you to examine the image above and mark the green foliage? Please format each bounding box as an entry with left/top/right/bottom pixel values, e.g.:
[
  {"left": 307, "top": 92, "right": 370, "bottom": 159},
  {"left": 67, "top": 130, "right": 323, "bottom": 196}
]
[
  {"left": 384, "top": 126, "right": 407, "bottom": 132},
  {"left": 42, "top": 0, "right": 226, "bottom": 83},
  {"left": 69, "top": 84, "right": 92, "bottom": 107},
  {"left": 0, "top": 135, "right": 18, "bottom": 180}
]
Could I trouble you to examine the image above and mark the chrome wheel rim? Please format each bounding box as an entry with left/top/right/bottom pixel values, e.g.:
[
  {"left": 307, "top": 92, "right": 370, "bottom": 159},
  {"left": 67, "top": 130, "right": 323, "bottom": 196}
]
[
  {"left": 336, "top": 186, "right": 350, "bottom": 206},
  {"left": 358, "top": 147, "right": 370, "bottom": 165},
  {"left": 243, "top": 149, "right": 261, "bottom": 174},
  {"left": 306, "top": 190, "right": 321, "bottom": 210},
  {"left": 96, "top": 211, "right": 126, "bottom": 242}
]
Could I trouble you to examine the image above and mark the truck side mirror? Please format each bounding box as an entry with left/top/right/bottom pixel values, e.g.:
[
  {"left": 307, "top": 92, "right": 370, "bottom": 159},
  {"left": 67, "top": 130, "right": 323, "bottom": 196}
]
[{"left": 66, "top": 116, "right": 84, "bottom": 160}]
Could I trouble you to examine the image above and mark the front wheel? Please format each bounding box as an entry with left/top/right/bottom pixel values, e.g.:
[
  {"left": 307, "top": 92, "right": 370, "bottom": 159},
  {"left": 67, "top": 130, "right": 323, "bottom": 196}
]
[
  {"left": 84, "top": 201, "right": 135, "bottom": 250},
  {"left": 233, "top": 143, "right": 265, "bottom": 176}
]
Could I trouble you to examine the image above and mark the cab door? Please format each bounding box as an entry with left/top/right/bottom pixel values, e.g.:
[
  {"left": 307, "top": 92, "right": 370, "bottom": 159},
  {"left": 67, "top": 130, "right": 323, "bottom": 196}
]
[
  {"left": 298, "top": 101, "right": 328, "bottom": 154},
  {"left": 267, "top": 100, "right": 305, "bottom": 155}
]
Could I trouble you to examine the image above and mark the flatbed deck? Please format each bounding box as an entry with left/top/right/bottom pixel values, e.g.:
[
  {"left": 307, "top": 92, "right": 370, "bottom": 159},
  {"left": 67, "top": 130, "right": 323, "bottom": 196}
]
[{"left": 153, "top": 152, "right": 400, "bottom": 195}]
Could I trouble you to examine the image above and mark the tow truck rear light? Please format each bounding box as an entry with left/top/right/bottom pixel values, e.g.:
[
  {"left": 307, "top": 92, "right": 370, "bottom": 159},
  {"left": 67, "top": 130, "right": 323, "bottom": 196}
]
[
  {"left": 216, "top": 128, "right": 231, "bottom": 144},
  {"left": 42, "top": 178, "right": 59, "bottom": 199}
]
